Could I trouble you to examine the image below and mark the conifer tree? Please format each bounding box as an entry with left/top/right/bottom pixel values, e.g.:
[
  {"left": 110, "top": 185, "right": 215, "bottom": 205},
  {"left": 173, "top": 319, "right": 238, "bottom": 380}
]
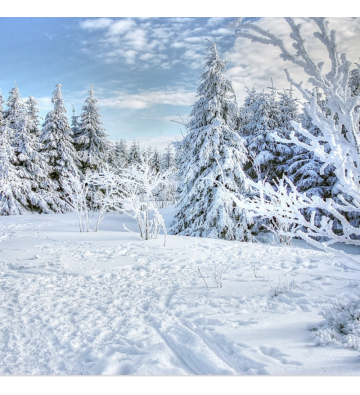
[
  {"left": 3, "top": 86, "right": 62, "bottom": 213},
  {"left": 0, "top": 90, "right": 5, "bottom": 128},
  {"left": 71, "top": 104, "right": 80, "bottom": 140},
  {"left": 240, "top": 87, "right": 292, "bottom": 182},
  {"left": 75, "top": 85, "right": 108, "bottom": 173},
  {"left": 171, "top": 41, "right": 251, "bottom": 240},
  {"left": 40, "top": 83, "right": 80, "bottom": 204},
  {"left": 128, "top": 139, "right": 141, "bottom": 166},
  {"left": 349, "top": 62, "right": 360, "bottom": 98},
  {"left": 161, "top": 142, "right": 175, "bottom": 172},
  {"left": 0, "top": 128, "right": 23, "bottom": 215},
  {"left": 116, "top": 139, "right": 129, "bottom": 169},
  {"left": 108, "top": 139, "right": 128, "bottom": 173},
  {"left": 151, "top": 147, "right": 161, "bottom": 173},
  {"left": 25, "top": 96, "right": 41, "bottom": 138}
]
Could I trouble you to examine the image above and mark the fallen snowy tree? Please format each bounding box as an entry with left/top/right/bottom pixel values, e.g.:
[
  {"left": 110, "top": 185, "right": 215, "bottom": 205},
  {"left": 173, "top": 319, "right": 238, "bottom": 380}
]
[{"left": 229, "top": 17, "right": 360, "bottom": 252}]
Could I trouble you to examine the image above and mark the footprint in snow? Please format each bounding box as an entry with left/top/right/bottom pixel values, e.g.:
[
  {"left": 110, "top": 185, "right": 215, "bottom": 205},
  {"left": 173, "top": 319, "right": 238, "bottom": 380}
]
[{"left": 259, "top": 346, "right": 303, "bottom": 366}]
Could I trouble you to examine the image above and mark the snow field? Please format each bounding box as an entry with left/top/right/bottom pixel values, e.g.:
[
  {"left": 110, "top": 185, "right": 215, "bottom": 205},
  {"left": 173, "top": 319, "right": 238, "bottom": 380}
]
[{"left": 0, "top": 211, "right": 360, "bottom": 375}]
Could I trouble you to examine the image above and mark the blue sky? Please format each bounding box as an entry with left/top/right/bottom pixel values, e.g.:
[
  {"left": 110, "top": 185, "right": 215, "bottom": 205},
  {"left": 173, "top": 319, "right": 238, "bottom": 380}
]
[{"left": 1, "top": 17, "right": 360, "bottom": 151}]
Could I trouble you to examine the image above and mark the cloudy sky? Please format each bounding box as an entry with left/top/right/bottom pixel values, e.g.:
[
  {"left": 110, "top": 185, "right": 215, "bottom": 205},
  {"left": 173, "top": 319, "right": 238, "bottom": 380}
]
[{"left": 0, "top": 16, "right": 359, "bottom": 151}]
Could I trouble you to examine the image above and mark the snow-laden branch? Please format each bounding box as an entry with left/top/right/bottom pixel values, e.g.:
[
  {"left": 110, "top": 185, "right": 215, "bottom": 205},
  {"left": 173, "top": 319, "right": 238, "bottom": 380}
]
[
  {"left": 229, "top": 17, "right": 360, "bottom": 254},
  {"left": 118, "top": 158, "right": 169, "bottom": 245}
]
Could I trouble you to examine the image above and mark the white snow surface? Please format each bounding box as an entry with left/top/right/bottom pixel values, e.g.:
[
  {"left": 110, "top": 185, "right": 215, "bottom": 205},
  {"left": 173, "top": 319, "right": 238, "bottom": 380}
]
[{"left": 1, "top": 208, "right": 360, "bottom": 375}]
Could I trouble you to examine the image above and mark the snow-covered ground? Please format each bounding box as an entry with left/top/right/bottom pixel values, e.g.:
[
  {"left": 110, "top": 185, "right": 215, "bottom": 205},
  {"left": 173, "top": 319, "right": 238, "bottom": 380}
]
[{"left": 0, "top": 209, "right": 360, "bottom": 375}]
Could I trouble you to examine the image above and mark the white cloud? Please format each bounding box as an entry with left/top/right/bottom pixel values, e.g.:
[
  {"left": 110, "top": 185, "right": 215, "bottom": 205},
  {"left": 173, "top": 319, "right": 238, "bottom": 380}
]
[
  {"left": 207, "top": 17, "right": 226, "bottom": 26},
  {"left": 213, "top": 28, "right": 233, "bottom": 36},
  {"left": 98, "top": 88, "right": 196, "bottom": 110},
  {"left": 80, "top": 18, "right": 113, "bottom": 30},
  {"left": 123, "top": 29, "right": 148, "bottom": 51},
  {"left": 78, "top": 17, "right": 234, "bottom": 70},
  {"left": 107, "top": 19, "right": 137, "bottom": 36}
]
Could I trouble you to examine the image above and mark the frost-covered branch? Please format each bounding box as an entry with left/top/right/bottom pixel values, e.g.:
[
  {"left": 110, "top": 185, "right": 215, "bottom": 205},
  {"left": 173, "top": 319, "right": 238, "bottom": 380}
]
[
  {"left": 230, "top": 17, "right": 360, "bottom": 252},
  {"left": 119, "top": 156, "right": 168, "bottom": 245}
]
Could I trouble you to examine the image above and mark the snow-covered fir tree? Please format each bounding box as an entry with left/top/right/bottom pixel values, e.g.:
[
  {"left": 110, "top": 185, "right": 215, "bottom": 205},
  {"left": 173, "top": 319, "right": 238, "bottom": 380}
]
[
  {"left": 0, "top": 90, "right": 5, "bottom": 128},
  {"left": 2, "top": 86, "right": 62, "bottom": 214},
  {"left": 75, "top": 85, "right": 108, "bottom": 173},
  {"left": 128, "top": 139, "right": 141, "bottom": 166},
  {"left": 40, "top": 83, "right": 80, "bottom": 206},
  {"left": 239, "top": 87, "right": 293, "bottom": 182},
  {"left": 171, "top": 41, "right": 251, "bottom": 241},
  {"left": 276, "top": 87, "right": 300, "bottom": 176},
  {"left": 151, "top": 147, "right": 161, "bottom": 173},
  {"left": 71, "top": 104, "right": 80, "bottom": 140},
  {"left": 25, "top": 96, "right": 41, "bottom": 138},
  {"left": 108, "top": 139, "right": 128, "bottom": 173},
  {"left": 287, "top": 92, "right": 334, "bottom": 200},
  {"left": 161, "top": 142, "right": 175, "bottom": 172},
  {"left": 0, "top": 128, "right": 23, "bottom": 215},
  {"left": 349, "top": 62, "right": 360, "bottom": 98}
]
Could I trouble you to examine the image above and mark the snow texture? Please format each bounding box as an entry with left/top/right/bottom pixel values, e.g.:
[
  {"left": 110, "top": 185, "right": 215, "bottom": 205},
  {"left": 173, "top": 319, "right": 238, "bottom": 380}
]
[{"left": 0, "top": 211, "right": 360, "bottom": 375}]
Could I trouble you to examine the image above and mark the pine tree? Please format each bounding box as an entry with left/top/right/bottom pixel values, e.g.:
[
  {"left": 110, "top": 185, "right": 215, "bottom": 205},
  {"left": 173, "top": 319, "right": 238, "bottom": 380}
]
[
  {"left": 75, "top": 85, "right": 108, "bottom": 173},
  {"left": 0, "top": 128, "right": 23, "bottom": 215},
  {"left": 128, "top": 139, "right": 141, "bottom": 166},
  {"left": 240, "top": 87, "right": 291, "bottom": 182},
  {"left": 151, "top": 147, "right": 161, "bottom": 173},
  {"left": 116, "top": 139, "right": 129, "bottom": 168},
  {"left": 40, "top": 83, "right": 80, "bottom": 204},
  {"left": 349, "top": 62, "right": 360, "bottom": 97},
  {"left": 25, "top": 96, "right": 41, "bottom": 138},
  {"left": 71, "top": 104, "right": 80, "bottom": 140},
  {"left": 3, "top": 86, "right": 62, "bottom": 213},
  {"left": 171, "top": 41, "right": 251, "bottom": 241},
  {"left": 0, "top": 90, "right": 5, "bottom": 128},
  {"left": 276, "top": 87, "right": 300, "bottom": 176},
  {"left": 108, "top": 139, "right": 128, "bottom": 173},
  {"left": 161, "top": 142, "right": 175, "bottom": 172}
]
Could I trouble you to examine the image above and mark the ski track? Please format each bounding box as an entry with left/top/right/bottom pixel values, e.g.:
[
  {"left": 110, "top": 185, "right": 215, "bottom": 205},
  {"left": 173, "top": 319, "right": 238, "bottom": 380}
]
[{"left": 0, "top": 213, "right": 360, "bottom": 375}]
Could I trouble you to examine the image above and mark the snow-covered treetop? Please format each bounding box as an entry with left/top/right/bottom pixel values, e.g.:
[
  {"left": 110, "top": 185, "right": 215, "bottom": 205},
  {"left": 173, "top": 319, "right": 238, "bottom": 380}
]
[
  {"left": 189, "top": 40, "right": 238, "bottom": 132},
  {"left": 75, "top": 85, "right": 108, "bottom": 171}
]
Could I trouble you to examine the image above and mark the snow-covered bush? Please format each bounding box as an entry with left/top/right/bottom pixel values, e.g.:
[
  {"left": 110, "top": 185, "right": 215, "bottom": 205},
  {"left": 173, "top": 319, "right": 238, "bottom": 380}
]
[
  {"left": 119, "top": 156, "right": 168, "bottom": 245},
  {"left": 310, "top": 295, "right": 360, "bottom": 349},
  {"left": 64, "top": 167, "right": 122, "bottom": 233},
  {"left": 63, "top": 171, "right": 91, "bottom": 232}
]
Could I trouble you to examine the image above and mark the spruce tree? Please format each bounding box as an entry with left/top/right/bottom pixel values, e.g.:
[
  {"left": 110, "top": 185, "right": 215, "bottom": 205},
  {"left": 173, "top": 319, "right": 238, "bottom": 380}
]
[
  {"left": 171, "top": 41, "right": 251, "bottom": 240},
  {"left": 71, "top": 104, "right": 80, "bottom": 140},
  {"left": 349, "top": 62, "right": 360, "bottom": 97},
  {"left": 0, "top": 90, "right": 5, "bottom": 128},
  {"left": 128, "top": 139, "right": 141, "bottom": 166},
  {"left": 0, "top": 128, "right": 23, "bottom": 215},
  {"left": 40, "top": 83, "right": 80, "bottom": 203},
  {"left": 108, "top": 139, "right": 128, "bottom": 173},
  {"left": 240, "top": 88, "right": 290, "bottom": 182},
  {"left": 75, "top": 85, "right": 108, "bottom": 173},
  {"left": 161, "top": 142, "right": 175, "bottom": 172},
  {"left": 151, "top": 147, "right": 161, "bottom": 173},
  {"left": 3, "top": 86, "right": 61, "bottom": 213},
  {"left": 25, "top": 96, "right": 41, "bottom": 138}
]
